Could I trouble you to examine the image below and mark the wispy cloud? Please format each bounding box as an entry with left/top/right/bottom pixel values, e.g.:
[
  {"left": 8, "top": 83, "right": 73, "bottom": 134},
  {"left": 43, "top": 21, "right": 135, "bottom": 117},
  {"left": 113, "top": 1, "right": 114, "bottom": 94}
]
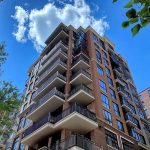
[{"left": 12, "top": 0, "right": 109, "bottom": 52}]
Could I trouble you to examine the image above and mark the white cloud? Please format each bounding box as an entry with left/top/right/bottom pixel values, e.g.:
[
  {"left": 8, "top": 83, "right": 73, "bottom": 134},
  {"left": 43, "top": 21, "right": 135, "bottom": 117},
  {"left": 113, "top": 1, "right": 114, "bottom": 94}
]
[
  {"left": 12, "top": 0, "right": 109, "bottom": 52},
  {"left": 12, "top": 6, "right": 28, "bottom": 42}
]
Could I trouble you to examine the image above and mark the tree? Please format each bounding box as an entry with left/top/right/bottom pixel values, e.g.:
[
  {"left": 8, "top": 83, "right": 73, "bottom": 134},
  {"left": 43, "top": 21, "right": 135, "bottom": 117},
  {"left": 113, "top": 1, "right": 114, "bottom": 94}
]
[
  {"left": 113, "top": 0, "right": 150, "bottom": 36},
  {"left": 0, "top": 42, "right": 7, "bottom": 74},
  {"left": 0, "top": 81, "right": 22, "bottom": 139}
]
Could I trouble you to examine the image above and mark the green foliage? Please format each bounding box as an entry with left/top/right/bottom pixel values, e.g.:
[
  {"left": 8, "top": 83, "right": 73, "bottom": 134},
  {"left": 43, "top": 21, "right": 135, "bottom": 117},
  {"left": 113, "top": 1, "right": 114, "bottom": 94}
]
[
  {"left": 0, "top": 81, "right": 23, "bottom": 135},
  {"left": 113, "top": 0, "right": 150, "bottom": 36},
  {"left": 0, "top": 42, "right": 7, "bottom": 74}
]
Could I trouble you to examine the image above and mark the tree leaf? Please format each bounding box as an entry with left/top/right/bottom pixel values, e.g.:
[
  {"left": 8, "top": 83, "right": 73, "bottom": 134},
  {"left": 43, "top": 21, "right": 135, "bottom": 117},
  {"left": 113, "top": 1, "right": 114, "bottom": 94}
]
[
  {"left": 122, "top": 21, "right": 130, "bottom": 28},
  {"left": 124, "top": 0, "right": 133, "bottom": 8},
  {"left": 126, "top": 8, "right": 137, "bottom": 18},
  {"left": 131, "top": 24, "right": 141, "bottom": 36}
]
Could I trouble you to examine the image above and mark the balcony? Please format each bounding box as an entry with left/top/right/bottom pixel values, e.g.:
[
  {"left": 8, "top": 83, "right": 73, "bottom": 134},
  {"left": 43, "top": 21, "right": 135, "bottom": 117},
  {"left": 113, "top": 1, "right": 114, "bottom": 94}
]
[
  {"left": 22, "top": 103, "right": 98, "bottom": 146},
  {"left": 50, "top": 134, "right": 102, "bottom": 150},
  {"left": 125, "top": 113, "right": 137, "bottom": 127},
  {"left": 121, "top": 98, "right": 131, "bottom": 111},
  {"left": 41, "top": 41, "right": 68, "bottom": 65},
  {"left": 115, "top": 76, "right": 125, "bottom": 86},
  {"left": 32, "top": 72, "right": 66, "bottom": 101},
  {"left": 22, "top": 113, "right": 55, "bottom": 146},
  {"left": 70, "top": 69, "right": 92, "bottom": 85},
  {"left": 36, "top": 60, "right": 67, "bottom": 86},
  {"left": 68, "top": 84, "right": 94, "bottom": 105},
  {"left": 72, "top": 53, "right": 90, "bottom": 71},
  {"left": 117, "top": 87, "right": 126, "bottom": 96},
  {"left": 27, "top": 88, "right": 65, "bottom": 122},
  {"left": 39, "top": 49, "right": 67, "bottom": 76}
]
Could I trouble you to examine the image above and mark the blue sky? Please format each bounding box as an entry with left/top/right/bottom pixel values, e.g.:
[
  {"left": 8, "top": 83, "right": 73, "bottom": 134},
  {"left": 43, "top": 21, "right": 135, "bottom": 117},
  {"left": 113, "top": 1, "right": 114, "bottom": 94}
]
[{"left": 0, "top": 0, "right": 150, "bottom": 93}]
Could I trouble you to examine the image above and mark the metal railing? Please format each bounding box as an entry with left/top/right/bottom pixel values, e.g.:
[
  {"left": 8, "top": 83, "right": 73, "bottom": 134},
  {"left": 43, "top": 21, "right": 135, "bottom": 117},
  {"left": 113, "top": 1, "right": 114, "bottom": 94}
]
[
  {"left": 50, "top": 134, "right": 102, "bottom": 150},
  {"left": 24, "top": 103, "right": 96, "bottom": 139},
  {"left": 72, "top": 53, "right": 89, "bottom": 67},
  {"left": 71, "top": 69, "right": 91, "bottom": 80},
  {"left": 23, "top": 113, "right": 55, "bottom": 138},
  {"left": 42, "top": 41, "right": 68, "bottom": 64},
  {"left": 33, "top": 72, "right": 66, "bottom": 99},
  {"left": 121, "top": 98, "right": 131, "bottom": 109},
  {"left": 29, "top": 88, "right": 65, "bottom": 114},
  {"left": 70, "top": 84, "right": 93, "bottom": 97},
  {"left": 55, "top": 103, "right": 96, "bottom": 122},
  {"left": 37, "top": 59, "right": 67, "bottom": 85},
  {"left": 125, "top": 113, "right": 137, "bottom": 125}
]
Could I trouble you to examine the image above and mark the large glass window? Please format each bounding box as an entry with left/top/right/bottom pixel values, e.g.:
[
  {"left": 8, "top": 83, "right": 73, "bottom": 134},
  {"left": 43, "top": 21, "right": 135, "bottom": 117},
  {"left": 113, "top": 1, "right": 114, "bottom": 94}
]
[
  {"left": 102, "top": 50, "right": 107, "bottom": 58},
  {"left": 130, "top": 104, "right": 136, "bottom": 114},
  {"left": 113, "top": 103, "right": 120, "bottom": 116},
  {"left": 22, "top": 103, "right": 27, "bottom": 111},
  {"left": 110, "top": 88, "right": 116, "bottom": 100},
  {"left": 105, "top": 67, "right": 111, "bottom": 76},
  {"left": 13, "top": 138, "right": 20, "bottom": 150},
  {"left": 101, "top": 94, "right": 110, "bottom": 109},
  {"left": 107, "top": 77, "right": 113, "bottom": 86},
  {"left": 104, "top": 58, "right": 109, "bottom": 66},
  {"left": 105, "top": 129, "right": 118, "bottom": 149},
  {"left": 23, "top": 118, "right": 29, "bottom": 128},
  {"left": 93, "top": 34, "right": 98, "bottom": 43},
  {"left": 96, "top": 50, "right": 102, "bottom": 63},
  {"left": 19, "top": 143, "right": 25, "bottom": 150},
  {"left": 104, "top": 110, "right": 112, "bottom": 125},
  {"left": 17, "top": 117, "right": 24, "bottom": 131},
  {"left": 116, "top": 120, "right": 124, "bottom": 132},
  {"left": 99, "top": 80, "right": 107, "bottom": 93},
  {"left": 97, "top": 65, "right": 104, "bottom": 76},
  {"left": 122, "top": 138, "right": 133, "bottom": 150}
]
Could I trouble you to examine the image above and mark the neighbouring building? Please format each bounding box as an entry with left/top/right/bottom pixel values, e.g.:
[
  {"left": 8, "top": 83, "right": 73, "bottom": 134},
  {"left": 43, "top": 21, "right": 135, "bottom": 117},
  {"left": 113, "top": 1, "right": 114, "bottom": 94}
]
[{"left": 11, "top": 23, "right": 150, "bottom": 150}]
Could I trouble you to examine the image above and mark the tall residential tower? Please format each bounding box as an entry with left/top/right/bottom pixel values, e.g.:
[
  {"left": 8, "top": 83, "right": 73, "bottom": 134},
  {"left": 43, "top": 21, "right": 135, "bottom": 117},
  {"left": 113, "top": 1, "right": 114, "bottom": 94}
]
[{"left": 12, "top": 23, "right": 150, "bottom": 150}]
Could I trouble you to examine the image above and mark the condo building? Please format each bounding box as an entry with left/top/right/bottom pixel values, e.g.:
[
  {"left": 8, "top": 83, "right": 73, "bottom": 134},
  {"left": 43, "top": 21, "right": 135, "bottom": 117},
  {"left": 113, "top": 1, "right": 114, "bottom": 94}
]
[
  {"left": 139, "top": 88, "right": 150, "bottom": 120},
  {"left": 12, "top": 23, "right": 150, "bottom": 150}
]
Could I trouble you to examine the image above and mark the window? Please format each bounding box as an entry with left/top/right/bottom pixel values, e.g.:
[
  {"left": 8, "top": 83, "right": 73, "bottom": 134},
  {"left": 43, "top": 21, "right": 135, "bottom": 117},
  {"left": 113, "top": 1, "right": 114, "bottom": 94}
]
[
  {"left": 101, "top": 94, "right": 110, "bottom": 109},
  {"left": 116, "top": 120, "right": 124, "bottom": 132},
  {"left": 139, "top": 134, "right": 146, "bottom": 144},
  {"left": 23, "top": 118, "right": 29, "bottom": 128},
  {"left": 130, "top": 128, "right": 139, "bottom": 141},
  {"left": 106, "top": 67, "right": 111, "bottom": 76},
  {"left": 29, "top": 82, "right": 33, "bottom": 90},
  {"left": 133, "top": 96, "right": 139, "bottom": 105},
  {"left": 122, "top": 138, "right": 133, "bottom": 150},
  {"left": 107, "top": 77, "right": 113, "bottom": 86},
  {"left": 19, "top": 144, "right": 25, "bottom": 150},
  {"left": 13, "top": 138, "right": 20, "bottom": 150},
  {"left": 22, "top": 103, "right": 27, "bottom": 111},
  {"left": 105, "top": 129, "right": 118, "bottom": 149},
  {"left": 25, "top": 93, "right": 30, "bottom": 102},
  {"left": 113, "top": 103, "right": 120, "bottom": 116},
  {"left": 99, "top": 39, "right": 105, "bottom": 49},
  {"left": 104, "top": 110, "right": 112, "bottom": 125},
  {"left": 110, "top": 88, "right": 116, "bottom": 100},
  {"left": 130, "top": 104, "right": 136, "bottom": 114},
  {"left": 97, "top": 65, "right": 104, "bottom": 76},
  {"left": 96, "top": 50, "right": 102, "bottom": 63},
  {"left": 93, "top": 34, "right": 98, "bottom": 43},
  {"left": 102, "top": 51, "right": 107, "bottom": 58},
  {"left": 18, "top": 117, "right": 24, "bottom": 131},
  {"left": 139, "top": 95, "right": 142, "bottom": 100},
  {"left": 104, "top": 58, "right": 109, "bottom": 66},
  {"left": 99, "top": 80, "right": 107, "bottom": 93}
]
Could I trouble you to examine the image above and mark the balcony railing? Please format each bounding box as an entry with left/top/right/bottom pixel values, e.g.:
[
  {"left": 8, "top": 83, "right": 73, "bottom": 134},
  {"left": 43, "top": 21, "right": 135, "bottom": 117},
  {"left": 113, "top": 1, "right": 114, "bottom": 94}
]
[
  {"left": 50, "top": 134, "right": 102, "bottom": 150},
  {"left": 29, "top": 88, "right": 65, "bottom": 115},
  {"left": 125, "top": 113, "right": 137, "bottom": 126},
  {"left": 41, "top": 41, "right": 68, "bottom": 64},
  {"left": 55, "top": 103, "right": 97, "bottom": 123},
  {"left": 72, "top": 53, "right": 89, "bottom": 67},
  {"left": 37, "top": 59, "right": 67, "bottom": 85},
  {"left": 33, "top": 72, "right": 66, "bottom": 99},
  {"left": 70, "top": 84, "right": 93, "bottom": 97},
  {"left": 23, "top": 113, "right": 55, "bottom": 138},
  {"left": 121, "top": 98, "right": 131, "bottom": 110},
  {"left": 23, "top": 103, "right": 96, "bottom": 139},
  {"left": 71, "top": 69, "right": 91, "bottom": 80}
]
